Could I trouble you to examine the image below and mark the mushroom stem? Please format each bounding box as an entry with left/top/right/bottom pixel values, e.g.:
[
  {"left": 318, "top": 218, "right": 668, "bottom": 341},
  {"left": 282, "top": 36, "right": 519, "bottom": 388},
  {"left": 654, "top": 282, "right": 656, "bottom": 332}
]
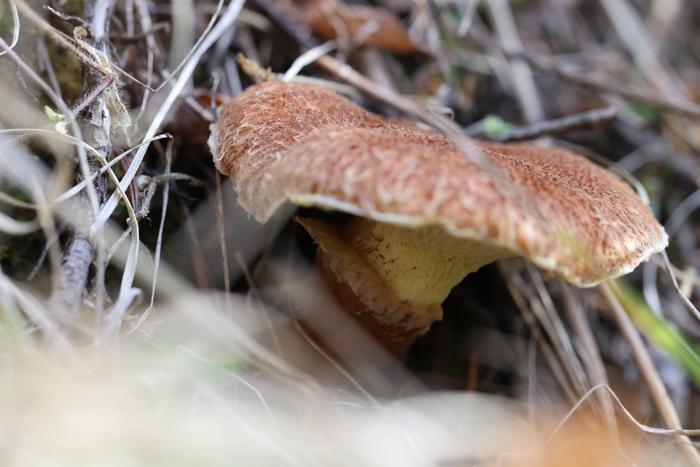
[{"left": 299, "top": 217, "right": 511, "bottom": 352}]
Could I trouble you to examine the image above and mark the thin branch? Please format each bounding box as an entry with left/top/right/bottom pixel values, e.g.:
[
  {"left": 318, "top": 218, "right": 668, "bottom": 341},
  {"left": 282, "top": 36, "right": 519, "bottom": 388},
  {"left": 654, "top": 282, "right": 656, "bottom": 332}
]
[
  {"left": 532, "top": 59, "right": 700, "bottom": 120},
  {"left": 561, "top": 283, "right": 617, "bottom": 432},
  {"left": 485, "top": 0, "right": 543, "bottom": 123},
  {"left": 214, "top": 170, "right": 232, "bottom": 297},
  {"left": 148, "top": 140, "right": 173, "bottom": 309},
  {"left": 462, "top": 27, "right": 700, "bottom": 121},
  {"left": 51, "top": 236, "right": 94, "bottom": 316},
  {"left": 502, "top": 265, "right": 579, "bottom": 404},
  {"left": 71, "top": 74, "right": 115, "bottom": 116},
  {"left": 50, "top": 0, "right": 114, "bottom": 320},
  {"left": 478, "top": 106, "right": 618, "bottom": 142}
]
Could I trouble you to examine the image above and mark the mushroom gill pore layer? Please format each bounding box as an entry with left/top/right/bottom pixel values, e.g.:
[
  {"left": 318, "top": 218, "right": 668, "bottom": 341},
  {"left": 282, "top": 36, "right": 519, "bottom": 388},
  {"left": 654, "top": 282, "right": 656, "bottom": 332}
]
[{"left": 213, "top": 80, "right": 668, "bottom": 345}]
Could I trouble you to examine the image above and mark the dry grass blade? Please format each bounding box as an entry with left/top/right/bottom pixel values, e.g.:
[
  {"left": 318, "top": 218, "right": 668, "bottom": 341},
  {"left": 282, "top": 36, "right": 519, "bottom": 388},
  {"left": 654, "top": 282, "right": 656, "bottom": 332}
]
[
  {"left": 148, "top": 139, "right": 173, "bottom": 309},
  {"left": 561, "top": 284, "right": 617, "bottom": 432},
  {"left": 92, "top": 0, "right": 246, "bottom": 230},
  {"left": 502, "top": 265, "right": 579, "bottom": 404},
  {"left": 485, "top": 0, "right": 543, "bottom": 124},
  {"left": 0, "top": 0, "right": 19, "bottom": 57}
]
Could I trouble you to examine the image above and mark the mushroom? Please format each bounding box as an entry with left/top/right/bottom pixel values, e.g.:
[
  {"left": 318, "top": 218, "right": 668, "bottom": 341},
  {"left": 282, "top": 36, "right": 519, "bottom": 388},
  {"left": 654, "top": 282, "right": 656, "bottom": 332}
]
[{"left": 211, "top": 80, "right": 668, "bottom": 354}]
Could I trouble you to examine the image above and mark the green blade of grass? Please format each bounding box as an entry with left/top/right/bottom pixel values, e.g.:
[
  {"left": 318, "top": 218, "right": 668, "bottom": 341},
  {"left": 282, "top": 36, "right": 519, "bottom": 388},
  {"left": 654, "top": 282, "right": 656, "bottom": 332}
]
[{"left": 608, "top": 278, "right": 700, "bottom": 386}]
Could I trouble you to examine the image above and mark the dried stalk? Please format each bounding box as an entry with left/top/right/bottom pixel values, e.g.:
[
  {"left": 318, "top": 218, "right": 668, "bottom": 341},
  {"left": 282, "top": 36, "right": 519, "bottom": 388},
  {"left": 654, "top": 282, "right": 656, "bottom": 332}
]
[
  {"left": 49, "top": 0, "right": 114, "bottom": 317},
  {"left": 479, "top": 107, "right": 618, "bottom": 142},
  {"left": 485, "top": 0, "right": 543, "bottom": 124},
  {"left": 561, "top": 284, "right": 617, "bottom": 432}
]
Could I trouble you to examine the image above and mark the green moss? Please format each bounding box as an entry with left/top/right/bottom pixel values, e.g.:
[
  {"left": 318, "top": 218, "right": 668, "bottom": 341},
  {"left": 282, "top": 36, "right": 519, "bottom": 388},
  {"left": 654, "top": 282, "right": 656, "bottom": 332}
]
[
  {"left": 0, "top": 2, "right": 17, "bottom": 38},
  {"left": 628, "top": 101, "right": 660, "bottom": 124},
  {"left": 482, "top": 115, "right": 516, "bottom": 137}
]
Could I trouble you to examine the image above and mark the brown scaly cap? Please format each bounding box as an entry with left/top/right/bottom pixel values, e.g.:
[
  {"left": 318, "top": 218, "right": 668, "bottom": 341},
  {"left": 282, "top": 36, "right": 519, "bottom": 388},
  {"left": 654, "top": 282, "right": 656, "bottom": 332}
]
[{"left": 213, "top": 80, "right": 668, "bottom": 287}]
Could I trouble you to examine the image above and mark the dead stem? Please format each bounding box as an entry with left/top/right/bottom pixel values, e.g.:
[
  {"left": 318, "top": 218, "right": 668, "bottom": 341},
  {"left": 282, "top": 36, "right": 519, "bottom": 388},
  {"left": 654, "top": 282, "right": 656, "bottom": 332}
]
[
  {"left": 485, "top": 0, "right": 543, "bottom": 124},
  {"left": 502, "top": 265, "right": 579, "bottom": 405},
  {"left": 561, "top": 283, "right": 618, "bottom": 434},
  {"left": 478, "top": 106, "right": 618, "bottom": 142},
  {"left": 50, "top": 0, "right": 115, "bottom": 321}
]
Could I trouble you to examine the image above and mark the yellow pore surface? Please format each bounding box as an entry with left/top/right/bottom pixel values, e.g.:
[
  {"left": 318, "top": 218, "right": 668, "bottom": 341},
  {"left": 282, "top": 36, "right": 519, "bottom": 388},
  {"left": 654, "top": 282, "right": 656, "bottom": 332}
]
[{"left": 345, "top": 218, "right": 510, "bottom": 308}]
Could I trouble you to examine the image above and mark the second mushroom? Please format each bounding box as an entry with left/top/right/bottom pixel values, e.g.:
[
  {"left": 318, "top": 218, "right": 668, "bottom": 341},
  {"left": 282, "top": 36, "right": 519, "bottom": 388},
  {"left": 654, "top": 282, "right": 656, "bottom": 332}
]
[{"left": 211, "top": 80, "right": 667, "bottom": 354}]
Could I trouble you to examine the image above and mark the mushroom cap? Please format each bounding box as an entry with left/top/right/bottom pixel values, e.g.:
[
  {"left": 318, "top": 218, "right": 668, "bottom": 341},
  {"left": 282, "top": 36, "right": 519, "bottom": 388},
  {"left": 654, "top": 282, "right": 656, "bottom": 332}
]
[{"left": 213, "top": 81, "right": 668, "bottom": 287}]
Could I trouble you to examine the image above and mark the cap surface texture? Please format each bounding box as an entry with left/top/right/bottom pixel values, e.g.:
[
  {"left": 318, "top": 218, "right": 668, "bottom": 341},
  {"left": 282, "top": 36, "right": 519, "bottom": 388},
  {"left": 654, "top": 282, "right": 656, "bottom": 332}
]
[{"left": 214, "top": 80, "right": 668, "bottom": 287}]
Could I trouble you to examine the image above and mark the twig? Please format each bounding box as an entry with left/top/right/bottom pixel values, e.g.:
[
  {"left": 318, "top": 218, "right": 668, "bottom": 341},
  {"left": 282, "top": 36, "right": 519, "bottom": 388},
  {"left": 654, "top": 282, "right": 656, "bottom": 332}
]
[
  {"left": 214, "top": 171, "right": 232, "bottom": 300},
  {"left": 36, "top": 37, "right": 62, "bottom": 98},
  {"left": 45, "top": 4, "right": 88, "bottom": 27},
  {"left": 114, "top": 0, "right": 227, "bottom": 94},
  {"left": 480, "top": 106, "right": 618, "bottom": 142},
  {"left": 92, "top": 0, "right": 246, "bottom": 231},
  {"left": 485, "top": 0, "right": 543, "bottom": 123},
  {"left": 212, "top": 65, "right": 232, "bottom": 311},
  {"left": 530, "top": 59, "right": 700, "bottom": 120},
  {"left": 51, "top": 236, "right": 94, "bottom": 315},
  {"left": 253, "top": 0, "right": 318, "bottom": 50},
  {"left": 283, "top": 40, "right": 338, "bottom": 82},
  {"left": 184, "top": 95, "right": 215, "bottom": 122},
  {"left": 237, "top": 53, "right": 275, "bottom": 82},
  {"left": 526, "top": 267, "right": 590, "bottom": 398},
  {"left": 600, "top": 282, "right": 700, "bottom": 466},
  {"left": 599, "top": 0, "right": 683, "bottom": 100},
  {"left": 148, "top": 140, "right": 173, "bottom": 309},
  {"left": 124, "top": 0, "right": 135, "bottom": 36},
  {"left": 71, "top": 74, "right": 115, "bottom": 116},
  {"left": 48, "top": 0, "right": 124, "bottom": 321},
  {"left": 78, "top": 0, "right": 114, "bottom": 320},
  {"left": 502, "top": 265, "right": 579, "bottom": 404},
  {"left": 132, "top": 0, "right": 160, "bottom": 119},
  {"left": 463, "top": 27, "right": 700, "bottom": 122},
  {"left": 181, "top": 202, "right": 210, "bottom": 289},
  {"left": 661, "top": 251, "right": 700, "bottom": 326},
  {"left": 561, "top": 283, "right": 617, "bottom": 433}
]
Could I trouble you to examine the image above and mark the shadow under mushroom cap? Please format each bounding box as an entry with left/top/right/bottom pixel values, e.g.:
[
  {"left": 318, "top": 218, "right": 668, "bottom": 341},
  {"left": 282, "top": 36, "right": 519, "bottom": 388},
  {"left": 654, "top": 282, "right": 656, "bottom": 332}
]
[{"left": 213, "top": 80, "right": 668, "bottom": 287}]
